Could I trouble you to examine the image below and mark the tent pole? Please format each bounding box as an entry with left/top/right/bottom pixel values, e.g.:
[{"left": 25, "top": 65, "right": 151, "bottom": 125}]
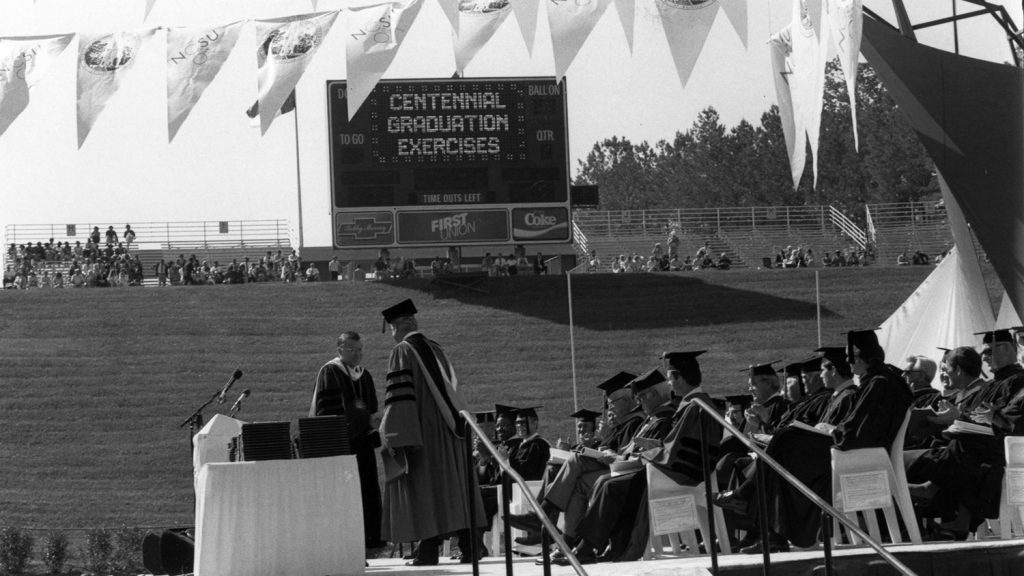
[{"left": 567, "top": 272, "right": 578, "bottom": 411}]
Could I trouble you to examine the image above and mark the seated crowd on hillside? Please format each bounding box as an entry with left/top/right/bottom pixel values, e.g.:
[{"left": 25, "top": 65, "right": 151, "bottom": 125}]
[
  {"left": 767, "top": 245, "right": 877, "bottom": 268},
  {"left": 152, "top": 250, "right": 307, "bottom": 285},
  {"left": 896, "top": 250, "right": 944, "bottom": 266},
  {"left": 591, "top": 235, "right": 733, "bottom": 273},
  {"left": 4, "top": 225, "right": 143, "bottom": 289},
  {"left": 433, "top": 326, "right": 1024, "bottom": 564}
]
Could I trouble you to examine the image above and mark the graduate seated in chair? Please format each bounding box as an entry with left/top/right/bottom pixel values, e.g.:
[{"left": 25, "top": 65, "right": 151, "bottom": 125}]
[
  {"left": 714, "top": 331, "right": 910, "bottom": 553},
  {"left": 555, "top": 353, "right": 722, "bottom": 564},
  {"left": 907, "top": 334, "right": 1024, "bottom": 540},
  {"left": 508, "top": 370, "right": 673, "bottom": 553}
]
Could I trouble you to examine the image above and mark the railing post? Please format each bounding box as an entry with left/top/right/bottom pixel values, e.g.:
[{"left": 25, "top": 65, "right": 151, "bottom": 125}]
[
  {"left": 717, "top": 208, "right": 721, "bottom": 233},
  {"left": 699, "top": 410, "right": 719, "bottom": 576},
  {"left": 463, "top": 430, "right": 479, "bottom": 576},
  {"left": 501, "top": 472, "right": 514, "bottom": 574},
  {"left": 541, "top": 527, "right": 552, "bottom": 576},
  {"left": 755, "top": 458, "right": 772, "bottom": 576},
  {"left": 821, "top": 509, "right": 834, "bottom": 576},
  {"left": 751, "top": 207, "right": 756, "bottom": 232}
]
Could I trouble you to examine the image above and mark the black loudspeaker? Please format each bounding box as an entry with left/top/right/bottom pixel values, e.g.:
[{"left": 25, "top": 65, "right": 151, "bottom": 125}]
[{"left": 141, "top": 528, "right": 194, "bottom": 576}]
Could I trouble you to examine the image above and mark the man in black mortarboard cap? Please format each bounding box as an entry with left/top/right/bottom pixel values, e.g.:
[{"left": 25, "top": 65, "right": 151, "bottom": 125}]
[
  {"left": 661, "top": 350, "right": 705, "bottom": 391},
  {"left": 724, "top": 394, "right": 752, "bottom": 429},
  {"left": 743, "top": 362, "right": 789, "bottom": 435},
  {"left": 569, "top": 409, "right": 602, "bottom": 450},
  {"left": 475, "top": 404, "right": 525, "bottom": 551},
  {"left": 718, "top": 329, "right": 912, "bottom": 552},
  {"left": 509, "top": 407, "right": 551, "bottom": 481},
  {"left": 377, "top": 299, "right": 486, "bottom": 565},
  {"left": 905, "top": 334, "right": 1024, "bottom": 537},
  {"left": 780, "top": 363, "right": 805, "bottom": 403}
]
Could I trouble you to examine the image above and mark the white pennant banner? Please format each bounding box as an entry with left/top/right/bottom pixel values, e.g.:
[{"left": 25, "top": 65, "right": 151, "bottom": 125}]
[
  {"left": 613, "top": 0, "right": 635, "bottom": 54},
  {"left": 790, "top": 0, "right": 828, "bottom": 187},
  {"left": 656, "top": 0, "right": 719, "bottom": 90},
  {"left": 0, "top": 34, "right": 74, "bottom": 138},
  {"left": 547, "top": 0, "right": 612, "bottom": 82},
  {"left": 255, "top": 11, "right": 338, "bottom": 134},
  {"left": 145, "top": 0, "right": 158, "bottom": 21},
  {"left": 769, "top": 26, "right": 804, "bottom": 189},
  {"left": 436, "top": 0, "right": 460, "bottom": 32},
  {"left": 454, "top": 1, "right": 512, "bottom": 75},
  {"left": 77, "top": 29, "right": 156, "bottom": 147},
  {"left": 510, "top": 0, "right": 540, "bottom": 56},
  {"left": 827, "top": 0, "right": 862, "bottom": 150},
  {"left": 719, "top": 0, "right": 748, "bottom": 48},
  {"left": 166, "top": 22, "right": 242, "bottom": 142},
  {"left": 346, "top": 0, "right": 423, "bottom": 120}
]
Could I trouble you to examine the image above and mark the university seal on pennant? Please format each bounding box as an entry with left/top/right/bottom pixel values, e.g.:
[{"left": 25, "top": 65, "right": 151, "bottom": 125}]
[{"left": 81, "top": 32, "right": 142, "bottom": 74}]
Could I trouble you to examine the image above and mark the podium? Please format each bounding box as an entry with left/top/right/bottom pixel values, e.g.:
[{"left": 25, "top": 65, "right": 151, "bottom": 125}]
[{"left": 194, "top": 454, "right": 363, "bottom": 576}]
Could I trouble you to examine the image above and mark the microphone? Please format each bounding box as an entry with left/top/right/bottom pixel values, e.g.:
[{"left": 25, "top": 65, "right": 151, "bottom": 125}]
[
  {"left": 230, "top": 389, "right": 251, "bottom": 415},
  {"left": 217, "top": 369, "right": 244, "bottom": 404}
]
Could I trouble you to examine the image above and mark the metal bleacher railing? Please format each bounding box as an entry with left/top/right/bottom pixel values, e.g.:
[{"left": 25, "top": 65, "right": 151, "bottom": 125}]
[
  {"left": 864, "top": 202, "right": 958, "bottom": 262},
  {"left": 571, "top": 205, "right": 866, "bottom": 271},
  {"left": 4, "top": 220, "right": 293, "bottom": 252}
]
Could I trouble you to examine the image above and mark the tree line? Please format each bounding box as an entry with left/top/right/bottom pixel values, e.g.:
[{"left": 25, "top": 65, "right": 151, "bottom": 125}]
[{"left": 573, "top": 61, "right": 937, "bottom": 221}]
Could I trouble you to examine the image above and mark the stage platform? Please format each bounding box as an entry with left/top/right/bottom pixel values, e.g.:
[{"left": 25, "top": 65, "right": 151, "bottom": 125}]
[{"left": 366, "top": 539, "right": 1024, "bottom": 576}]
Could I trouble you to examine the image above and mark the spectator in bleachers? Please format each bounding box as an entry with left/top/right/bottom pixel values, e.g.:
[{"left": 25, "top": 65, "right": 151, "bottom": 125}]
[
  {"left": 897, "top": 251, "right": 910, "bottom": 266},
  {"left": 611, "top": 254, "right": 625, "bottom": 273},
  {"left": 695, "top": 241, "right": 710, "bottom": 261},
  {"left": 53, "top": 272, "right": 64, "bottom": 288},
  {"left": 481, "top": 253, "right": 494, "bottom": 276},
  {"left": 533, "top": 253, "right": 548, "bottom": 275},
  {"left": 153, "top": 258, "right": 168, "bottom": 286},
  {"left": 668, "top": 254, "right": 682, "bottom": 271},
  {"left": 104, "top": 226, "right": 118, "bottom": 246},
  {"left": 587, "top": 250, "right": 600, "bottom": 273},
  {"left": 305, "top": 262, "right": 320, "bottom": 282},
  {"left": 3, "top": 264, "right": 15, "bottom": 289},
  {"left": 651, "top": 242, "right": 663, "bottom": 262},
  {"left": 717, "top": 253, "right": 732, "bottom": 270},
  {"left": 912, "top": 250, "right": 930, "bottom": 265},
  {"left": 328, "top": 256, "right": 341, "bottom": 281},
  {"left": 507, "top": 254, "right": 520, "bottom": 276},
  {"left": 804, "top": 248, "right": 815, "bottom": 267},
  {"left": 123, "top": 224, "right": 136, "bottom": 250},
  {"left": 667, "top": 231, "right": 680, "bottom": 259}
]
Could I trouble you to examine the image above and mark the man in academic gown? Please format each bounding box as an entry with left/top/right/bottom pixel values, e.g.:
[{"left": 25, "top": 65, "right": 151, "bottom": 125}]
[
  {"left": 476, "top": 404, "right": 523, "bottom": 545},
  {"left": 310, "top": 331, "right": 384, "bottom": 549},
  {"left": 378, "top": 299, "right": 486, "bottom": 566},
  {"left": 907, "top": 332, "right": 1024, "bottom": 536},
  {"left": 778, "top": 354, "right": 834, "bottom": 427},
  {"left": 566, "top": 354, "right": 721, "bottom": 564},
  {"left": 736, "top": 330, "right": 912, "bottom": 552},
  {"left": 509, "top": 407, "right": 551, "bottom": 480}
]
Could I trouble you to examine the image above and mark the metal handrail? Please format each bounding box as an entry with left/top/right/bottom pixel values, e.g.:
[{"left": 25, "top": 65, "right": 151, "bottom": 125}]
[
  {"left": 689, "top": 397, "right": 918, "bottom": 576},
  {"left": 827, "top": 206, "right": 868, "bottom": 249},
  {"left": 459, "top": 410, "right": 589, "bottom": 576}
]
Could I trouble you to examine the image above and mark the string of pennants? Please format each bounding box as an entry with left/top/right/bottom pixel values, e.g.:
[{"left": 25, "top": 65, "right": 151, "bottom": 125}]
[{"left": 4, "top": 0, "right": 863, "bottom": 188}]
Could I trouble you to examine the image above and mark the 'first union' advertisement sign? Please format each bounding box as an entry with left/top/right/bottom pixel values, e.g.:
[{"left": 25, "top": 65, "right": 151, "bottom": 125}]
[{"left": 397, "top": 210, "right": 509, "bottom": 244}]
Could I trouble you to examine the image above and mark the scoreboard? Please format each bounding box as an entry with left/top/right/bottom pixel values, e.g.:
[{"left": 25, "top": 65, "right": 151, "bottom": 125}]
[{"left": 326, "top": 77, "right": 571, "bottom": 248}]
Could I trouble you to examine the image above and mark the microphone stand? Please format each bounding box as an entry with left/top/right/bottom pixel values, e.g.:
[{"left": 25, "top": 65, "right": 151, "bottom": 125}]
[{"left": 179, "top": 389, "right": 225, "bottom": 501}]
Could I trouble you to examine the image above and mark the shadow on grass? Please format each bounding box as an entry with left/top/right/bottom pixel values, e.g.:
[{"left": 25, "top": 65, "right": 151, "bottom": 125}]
[{"left": 387, "top": 272, "right": 839, "bottom": 331}]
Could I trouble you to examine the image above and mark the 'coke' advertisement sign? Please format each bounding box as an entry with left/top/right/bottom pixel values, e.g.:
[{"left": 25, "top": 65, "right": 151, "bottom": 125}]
[{"left": 512, "top": 207, "right": 569, "bottom": 242}]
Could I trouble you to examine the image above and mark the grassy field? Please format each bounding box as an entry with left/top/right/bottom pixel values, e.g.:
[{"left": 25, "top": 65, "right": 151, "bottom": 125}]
[{"left": 0, "top": 265, "right": 994, "bottom": 532}]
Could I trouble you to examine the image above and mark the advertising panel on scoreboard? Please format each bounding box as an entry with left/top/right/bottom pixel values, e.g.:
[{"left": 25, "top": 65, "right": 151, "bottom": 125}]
[{"left": 327, "top": 77, "right": 571, "bottom": 249}]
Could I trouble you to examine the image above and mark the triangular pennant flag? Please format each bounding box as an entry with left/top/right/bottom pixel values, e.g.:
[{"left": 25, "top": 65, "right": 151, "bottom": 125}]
[
  {"left": 166, "top": 22, "right": 243, "bottom": 142},
  {"left": 509, "top": 0, "right": 540, "bottom": 56},
  {"left": 655, "top": 0, "right": 719, "bottom": 90},
  {"left": 612, "top": 0, "right": 635, "bottom": 54},
  {"left": 346, "top": 0, "right": 423, "bottom": 120},
  {"left": 547, "top": 0, "right": 612, "bottom": 82},
  {"left": 255, "top": 11, "right": 338, "bottom": 134},
  {"left": 769, "top": 26, "right": 805, "bottom": 189},
  {"left": 789, "top": 0, "right": 828, "bottom": 187},
  {"left": 719, "top": 0, "right": 748, "bottom": 48},
  {"left": 826, "top": 0, "right": 862, "bottom": 150},
  {"left": 0, "top": 34, "right": 74, "bottom": 138},
  {"left": 312, "top": 0, "right": 320, "bottom": 11},
  {"left": 145, "top": 0, "right": 157, "bottom": 20},
  {"left": 77, "top": 28, "right": 156, "bottom": 148},
  {"left": 453, "top": 1, "right": 512, "bottom": 75},
  {"left": 436, "top": 0, "right": 460, "bottom": 32}
]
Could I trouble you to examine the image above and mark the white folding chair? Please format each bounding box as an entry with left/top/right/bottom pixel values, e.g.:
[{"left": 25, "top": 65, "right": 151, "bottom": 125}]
[
  {"left": 492, "top": 480, "right": 547, "bottom": 554},
  {"left": 978, "top": 436, "right": 1024, "bottom": 539},
  {"left": 644, "top": 464, "right": 732, "bottom": 559},
  {"left": 831, "top": 408, "right": 922, "bottom": 545}
]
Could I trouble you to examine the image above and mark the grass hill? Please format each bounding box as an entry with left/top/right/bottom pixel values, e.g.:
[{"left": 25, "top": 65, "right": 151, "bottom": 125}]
[{"left": 0, "top": 265, "right": 993, "bottom": 531}]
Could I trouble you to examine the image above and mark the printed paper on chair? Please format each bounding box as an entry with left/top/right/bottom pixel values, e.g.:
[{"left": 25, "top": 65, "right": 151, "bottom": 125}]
[
  {"left": 649, "top": 494, "right": 699, "bottom": 535},
  {"left": 840, "top": 470, "right": 891, "bottom": 512},
  {"left": 1005, "top": 468, "right": 1024, "bottom": 505}
]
